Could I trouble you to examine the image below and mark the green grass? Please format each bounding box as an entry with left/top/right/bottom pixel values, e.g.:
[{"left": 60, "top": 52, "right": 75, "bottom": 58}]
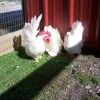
[
  {"left": 0, "top": 47, "right": 72, "bottom": 100},
  {"left": 74, "top": 71, "right": 100, "bottom": 85}
]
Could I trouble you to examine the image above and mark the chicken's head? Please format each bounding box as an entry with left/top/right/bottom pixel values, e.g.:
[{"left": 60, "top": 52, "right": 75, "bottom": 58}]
[
  {"left": 37, "top": 31, "right": 51, "bottom": 44},
  {"left": 43, "top": 36, "right": 50, "bottom": 44}
]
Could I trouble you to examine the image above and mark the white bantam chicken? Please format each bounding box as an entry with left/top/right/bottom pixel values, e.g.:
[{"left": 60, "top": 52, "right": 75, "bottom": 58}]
[
  {"left": 38, "top": 25, "right": 63, "bottom": 57},
  {"left": 64, "top": 21, "right": 84, "bottom": 55},
  {"left": 23, "top": 14, "right": 50, "bottom": 61}
]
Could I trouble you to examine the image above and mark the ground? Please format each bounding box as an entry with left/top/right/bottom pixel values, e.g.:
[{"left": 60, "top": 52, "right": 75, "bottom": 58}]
[
  {"left": 50, "top": 49, "right": 100, "bottom": 100},
  {"left": 0, "top": 47, "right": 100, "bottom": 100}
]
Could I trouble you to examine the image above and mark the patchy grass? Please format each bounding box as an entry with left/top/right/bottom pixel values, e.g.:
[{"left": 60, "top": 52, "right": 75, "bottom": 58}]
[
  {"left": 0, "top": 47, "right": 73, "bottom": 100},
  {"left": 74, "top": 71, "right": 100, "bottom": 85},
  {"left": 90, "top": 76, "right": 100, "bottom": 84},
  {"left": 85, "top": 93, "right": 100, "bottom": 100}
]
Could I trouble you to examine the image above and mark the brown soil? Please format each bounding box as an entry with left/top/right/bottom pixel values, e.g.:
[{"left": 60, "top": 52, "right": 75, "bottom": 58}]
[{"left": 51, "top": 48, "right": 100, "bottom": 100}]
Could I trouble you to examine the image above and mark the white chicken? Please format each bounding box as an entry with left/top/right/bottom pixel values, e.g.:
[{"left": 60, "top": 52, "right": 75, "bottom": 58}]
[
  {"left": 38, "top": 25, "right": 63, "bottom": 57},
  {"left": 64, "top": 21, "right": 84, "bottom": 55},
  {"left": 23, "top": 14, "right": 50, "bottom": 61}
]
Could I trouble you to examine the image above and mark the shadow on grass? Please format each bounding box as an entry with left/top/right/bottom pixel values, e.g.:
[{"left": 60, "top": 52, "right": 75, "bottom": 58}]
[
  {"left": 0, "top": 49, "right": 73, "bottom": 100},
  {"left": 14, "top": 46, "right": 32, "bottom": 60}
]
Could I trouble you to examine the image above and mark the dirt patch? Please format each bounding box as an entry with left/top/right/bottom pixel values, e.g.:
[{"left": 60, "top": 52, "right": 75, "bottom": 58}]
[{"left": 51, "top": 49, "right": 100, "bottom": 100}]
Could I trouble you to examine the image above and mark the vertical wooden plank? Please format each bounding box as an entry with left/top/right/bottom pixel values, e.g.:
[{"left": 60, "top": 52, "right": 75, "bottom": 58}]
[
  {"left": 80, "top": 0, "right": 91, "bottom": 44},
  {"left": 88, "top": 0, "right": 98, "bottom": 45},
  {"left": 96, "top": 0, "right": 100, "bottom": 47},
  {"left": 98, "top": 19, "right": 100, "bottom": 47},
  {"left": 22, "top": 0, "right": 26, "bottom": 23},
  {"left": 44, "top": 0, "right": 49, "bottom": 26},
  {"left": 53, "top": 0, "right": 62, "bottom": 29},
  {"left": 27, "top": 0, "right": 33, "bottom": 22},
  {"left": 44, "top": 0, "right": 54, "bottom": 26},
  {"left": 48, "top": 0, "right": 54, "bottom": 26},
  {"left": 30, "top": 0, "right": 39, "bottom": 21},
  {"left": 39, "top": 0, "right": 44, "bottom": 30},
  {"left": 73, "top": 0, "right": 80, "bottom": 21},
  {"left": 61, "top": 0, "right": 69, "bottom": 38},
  {"left": 69, "top": 0, "right": 74, "bottom": 28}
]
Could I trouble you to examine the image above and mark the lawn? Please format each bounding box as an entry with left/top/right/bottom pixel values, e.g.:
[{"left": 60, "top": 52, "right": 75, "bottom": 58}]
[{"left": 0, "top": 47, "right": 73, "bottom": 100}]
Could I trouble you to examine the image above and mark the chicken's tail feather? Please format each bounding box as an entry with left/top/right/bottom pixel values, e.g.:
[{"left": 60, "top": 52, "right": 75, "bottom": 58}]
[
  {"left": 31, "top": 14, "right": 43, "bottom": 36},
  {"left": 71, "top": 21, "right": 84, "bottom": 37}
]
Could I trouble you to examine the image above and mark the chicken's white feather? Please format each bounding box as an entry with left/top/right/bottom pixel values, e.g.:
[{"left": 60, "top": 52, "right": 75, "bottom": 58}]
[
  {"left": 31, "top": 14, "right": 42, "bottom": 36},
  {"left": 44, "top": 25, "right": 63, "bottom": 57},
  {"left": 64, "top": 21, "right": 84, "bottom": 55},
  {"left": 24, "top": 36, "right": 46, "bottom": 61},
  {"left": 23, "top": 23, "right": 35, "bottom": 43},
  {"left": 23, "top": 14, "right": 46, "bottom": 61}
]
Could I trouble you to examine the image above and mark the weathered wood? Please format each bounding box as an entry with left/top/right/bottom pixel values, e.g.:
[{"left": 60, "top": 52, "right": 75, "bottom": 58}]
[{"left": 0, "top": 30, "right": 23, "bottom": 56}]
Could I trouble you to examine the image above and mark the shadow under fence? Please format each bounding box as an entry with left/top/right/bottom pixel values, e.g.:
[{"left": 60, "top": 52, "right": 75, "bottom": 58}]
[{"left": 82, "top": 47, "right": 100, "bottom": 58}]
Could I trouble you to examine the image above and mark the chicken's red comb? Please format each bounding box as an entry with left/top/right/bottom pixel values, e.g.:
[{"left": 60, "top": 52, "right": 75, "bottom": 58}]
[
  {"left": 38, "top": 31, "right": 45, "bottom": 35},
  {"left": 37, "top": 31, "right": 51, "bottom": 37},
  {"left": 46, "top": 31, "right": 51, "bottom": 37}
]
